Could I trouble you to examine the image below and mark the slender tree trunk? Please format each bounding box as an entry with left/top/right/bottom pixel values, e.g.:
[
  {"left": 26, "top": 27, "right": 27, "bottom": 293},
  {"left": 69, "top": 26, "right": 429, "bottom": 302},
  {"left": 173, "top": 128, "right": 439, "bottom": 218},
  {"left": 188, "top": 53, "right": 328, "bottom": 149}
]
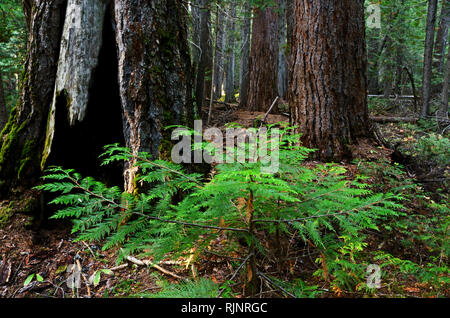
[
  {"left": 382, "top": 36, "right": 394, "bottom": 98},
  {"left": 432, "top": 0, "right": 450, "bottom": 94},
  {"left": 367, "top": 30, "right": 380, "bottom": 95},
  {"left": 239, "top": 1, "right": 251, "bottom": 108},
  {"left": 421, "top": 0, "right": 439, "bottom": 118},
  {"left": 213, "top": 3, "right": 225, "bottom": 100},
  {"left": 224, "top": 0, "right": 236, "bottom": 103},
  {"left": 434, "top": 0, "right": 450, "bottom": 73},
  {"left": 438, "top": 45, "right": 450, "bottom": 120},
  {"left": 288, "top": 0, "right": 371, "bottom": 161},
  {"left": 245, "top": 1, "right": 279, "bottom": 112},
  {"left": 195, "top": 0, "right": 212, "bottom": 117},
  {"left": 277, "top": 0, "right": 288, "bottom": 99},
  {"left": 0, "top": 68, "right": 7, "bottom": 132},
  {"left": 191, "top": 1, "right": 201, "bottom": 89}
]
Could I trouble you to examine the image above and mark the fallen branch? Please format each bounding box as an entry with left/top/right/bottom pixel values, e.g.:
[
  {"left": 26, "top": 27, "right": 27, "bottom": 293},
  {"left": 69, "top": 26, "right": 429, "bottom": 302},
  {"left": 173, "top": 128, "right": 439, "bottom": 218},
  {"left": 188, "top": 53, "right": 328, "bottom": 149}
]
[
  {"left": 260, "top": 96, "right": 280, "bottom": 127},
  {"left": 126, "top": 256, "right": 185, "bottom": 281},
  {"left": 370, "top": 116, "right": 419, "bottom": 124}
]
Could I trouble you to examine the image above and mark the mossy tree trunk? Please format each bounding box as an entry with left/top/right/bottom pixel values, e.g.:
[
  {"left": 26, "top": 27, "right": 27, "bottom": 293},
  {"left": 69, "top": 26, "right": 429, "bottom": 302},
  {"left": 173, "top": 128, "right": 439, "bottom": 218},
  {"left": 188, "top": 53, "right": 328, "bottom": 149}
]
[
  {"left": 0, "top": 0, "right": 67, "bottom": 196},
  {"left": 0, "top": 0, "right": 193, "bottom": 198},
  {"left": 114, "top": 0, "right": 193, "bottom": 193}
]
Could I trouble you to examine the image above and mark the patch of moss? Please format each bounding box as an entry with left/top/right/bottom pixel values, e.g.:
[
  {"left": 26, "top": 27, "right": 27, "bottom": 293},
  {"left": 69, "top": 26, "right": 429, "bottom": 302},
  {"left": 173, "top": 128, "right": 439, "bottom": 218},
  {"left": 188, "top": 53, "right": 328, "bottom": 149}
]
[
  {"left": 17, "top": 139, "right": 36, "bottom": 179},
  {"left": 0, "top": 201, "right": 14, "bottom": 228}
]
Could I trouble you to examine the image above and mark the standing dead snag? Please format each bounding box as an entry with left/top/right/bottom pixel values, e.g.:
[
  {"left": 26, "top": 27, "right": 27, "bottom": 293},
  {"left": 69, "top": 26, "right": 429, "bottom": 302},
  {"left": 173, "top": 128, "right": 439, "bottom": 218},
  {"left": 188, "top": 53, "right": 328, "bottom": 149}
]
[
  {"left": 288, "top": 0, "right": 372, "bottom": 161},
  {"left": 0, "top": 0, "right": 193, "bottom": 198},
  {"left": 42, "top": 0, "right": 108, "bottom": 168}
]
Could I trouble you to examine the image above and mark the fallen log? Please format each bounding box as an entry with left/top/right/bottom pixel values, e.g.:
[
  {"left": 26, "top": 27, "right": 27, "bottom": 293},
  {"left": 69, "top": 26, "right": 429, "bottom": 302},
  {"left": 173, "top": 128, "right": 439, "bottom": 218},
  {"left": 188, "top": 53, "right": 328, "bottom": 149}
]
[
  {"left": 368, "top": 95, "right": 415, "bottom": 99},
  {"left": 370, "top": 116, "right": 419, "bottom": 124}
]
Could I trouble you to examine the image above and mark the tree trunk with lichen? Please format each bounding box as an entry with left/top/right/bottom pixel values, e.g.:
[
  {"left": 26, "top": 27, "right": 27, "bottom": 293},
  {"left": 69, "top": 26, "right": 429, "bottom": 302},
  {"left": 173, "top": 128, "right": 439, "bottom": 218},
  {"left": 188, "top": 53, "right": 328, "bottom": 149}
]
[
  {"left": 114, "top": 0, "right": 193, "bottom": 193},
  {"left": 288, "top": 0, "right": 372, "bottom": 161},
  {"left": 0, "top": 0, "right": 192, "bottom": 198}
]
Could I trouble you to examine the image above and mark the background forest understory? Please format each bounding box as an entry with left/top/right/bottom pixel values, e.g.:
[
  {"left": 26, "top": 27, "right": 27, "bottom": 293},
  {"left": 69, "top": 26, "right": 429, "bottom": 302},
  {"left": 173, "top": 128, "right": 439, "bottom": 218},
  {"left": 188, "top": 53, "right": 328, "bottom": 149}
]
[{"left": 0, "top": 0, "right": 449, "bottom": 298}]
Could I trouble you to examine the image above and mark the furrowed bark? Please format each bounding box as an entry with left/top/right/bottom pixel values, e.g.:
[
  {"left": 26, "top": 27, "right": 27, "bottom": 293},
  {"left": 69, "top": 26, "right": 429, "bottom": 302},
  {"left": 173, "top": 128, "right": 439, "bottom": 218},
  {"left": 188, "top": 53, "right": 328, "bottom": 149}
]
[
  {"left": 421, "top": 0, "right": 438, "bottom": 118},
  {"left": 213, "top": 2, "right": 225, "bottom": 100},
  {"left": 238, "top": 1, "right": 251, "bottom": 109},
  {"left": 288, "top": 0, "right": 372, "bottom": 161},
  {"left": 195, "top": 0, "right": 212, "bottom": 117},
  {"left": 114, "top": 0, "right": 193, "bottom": 193},
  {"left": 245, "top": 2, "right": 279, "bottom": 112},
  {"left": 224, "top": 0, "right": 236, "bottom": 103},
  {"left": 432, "top": 0, "right": 450, "bottom": 95}
]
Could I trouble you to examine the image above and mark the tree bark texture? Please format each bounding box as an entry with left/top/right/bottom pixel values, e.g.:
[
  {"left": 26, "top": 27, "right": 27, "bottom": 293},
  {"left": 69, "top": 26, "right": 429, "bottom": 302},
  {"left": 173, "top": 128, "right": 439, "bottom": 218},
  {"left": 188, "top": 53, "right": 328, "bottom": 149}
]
[
  {"left": 0, "top": 0, "right": 193, "bottom": 197},
  {"left": 288, "top": 0, "right": 371, "bottom": 161},
  {"left": 421, "top": 0, "right": 438, "bottom": 117},
  {"left": 277, "top": 0, "right": 288, "bottom": 99},
  {"left": 42, "top": 0, "right": 108, "bottom": 166},
  {"left": 0, "top": 68, "right": 7, "bottom": 132},
  {"left": 433, "top": 0, "right": 450, "bottom": 74},
  {"left": 224, "top": 0, "right": 236, "bottom": 103},
  {"left": 0, "top": 0, "right": 66, "bottom": 196},
  {"left": 432, "top": 0, "right": 450, "bottom": 94},
  {"left": 438, "top": 45, "right": 450, "bottom": 120},
  {"left": 213, "top": 4, "right": 225, "bottom": 100},
  {"left": 245, "top": 2, "right": 279, "bottom": 112},
  {"left": 114, "top": 0, "right": 193, "bottom": 193},
  {"left": 239, "top": 1, "right": 251, "bottom": 108},
  {"left": 195, "top": 0, "right": 213, "bottom": 116}
]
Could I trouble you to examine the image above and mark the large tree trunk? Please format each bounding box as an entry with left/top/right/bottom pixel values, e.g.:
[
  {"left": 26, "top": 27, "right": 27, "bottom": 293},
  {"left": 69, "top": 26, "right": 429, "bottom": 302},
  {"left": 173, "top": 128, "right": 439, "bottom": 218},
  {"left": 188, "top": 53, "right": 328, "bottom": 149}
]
[
  {"left": 288, "top": 0, "right": 371, "bottom": 161},
  {"left": 0, "top": 0, "right": 193, "bottom": 197},
  {"left": 421, "top": 0, "right": 439, "bottom": 118},
  {"left": 113, "top": 0, "right": 193, "bottom": 193},
  {"left": 224, "top": 0, "right": 236, "bottom": 103},
  {"left": 245, "top": 2, "right": 279, "bottom": 112},
  {"left": 0, "top": 68, "right": 7, "bottom": 132},
  {"left": 238, "top": 1, "right": 251, "bottom": 109},
  {"left": 0, "top": 0, "right": 66, "bottom": 196}
]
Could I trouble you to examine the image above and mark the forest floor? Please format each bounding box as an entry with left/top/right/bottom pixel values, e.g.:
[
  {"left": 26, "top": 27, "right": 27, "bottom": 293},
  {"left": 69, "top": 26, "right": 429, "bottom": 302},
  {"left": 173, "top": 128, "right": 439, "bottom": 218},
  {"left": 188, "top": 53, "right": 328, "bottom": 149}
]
[{"left": 0, "top": 98, "right": 448, "bottom": 298}]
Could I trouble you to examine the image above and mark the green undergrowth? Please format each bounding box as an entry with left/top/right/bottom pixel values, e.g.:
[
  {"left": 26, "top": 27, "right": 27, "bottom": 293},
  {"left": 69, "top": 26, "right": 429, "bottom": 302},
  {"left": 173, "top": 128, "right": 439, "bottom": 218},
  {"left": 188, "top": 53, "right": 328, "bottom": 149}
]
[{"left": 34, "top": 124, "right": 448, "bottom": 297}]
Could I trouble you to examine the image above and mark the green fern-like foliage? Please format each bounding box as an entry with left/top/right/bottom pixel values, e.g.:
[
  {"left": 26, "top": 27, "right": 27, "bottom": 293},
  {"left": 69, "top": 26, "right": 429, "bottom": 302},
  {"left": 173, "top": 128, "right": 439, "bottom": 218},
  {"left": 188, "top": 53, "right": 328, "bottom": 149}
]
[
  {"left": 35, "top": 125, "right": 405, "bottom": 285},
  {"left": 136, "top": 278, "right": 220, "bottom": 298}
]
